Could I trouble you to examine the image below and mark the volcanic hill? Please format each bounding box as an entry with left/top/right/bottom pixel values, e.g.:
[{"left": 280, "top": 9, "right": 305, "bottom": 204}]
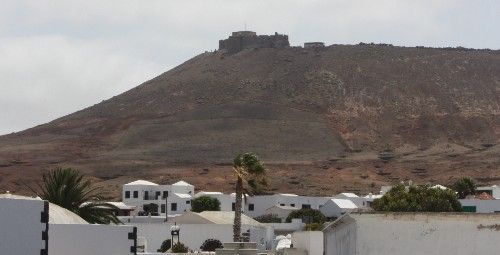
[{"left": 1, "top": 32, "right": 499, "bottom": 198}]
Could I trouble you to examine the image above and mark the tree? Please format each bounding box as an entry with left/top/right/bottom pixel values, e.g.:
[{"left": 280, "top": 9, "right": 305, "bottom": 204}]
[
  {"left": 232, "top": 153, "right": 268, "bottom": 241},
  {"left": 157, "top": 239, "right": 171, "bottom": 252},
  {"left": 191, "top": 196, "right": 221, "bottom": 212},
  {"left": 35, "top": 167, "right": 120, "bottom": 224},
  {"left": 143, "top": 203, "right": 159, "bottom": 215},
  {"left": 286, "top": 209, "right": 326, "bottom": 224},
  {"left": 372, "top": 184, "right": 462, "bottom": 212},
  {"left": 171, "top": 242, "right": 188, "bottom": 253},
  {"left": 452, "top": 178, "right": 476, "bottom": 199},
  {"left": 200, "top": 238, "right": 223, "bottom": 251}
]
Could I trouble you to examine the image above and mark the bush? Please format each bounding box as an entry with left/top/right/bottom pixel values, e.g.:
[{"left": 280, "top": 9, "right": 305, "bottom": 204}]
[
  {"left": 200, "top": 238, "right": 223, "bottom": 251},
  {"left": 372, "top": 184, "right": 462, "bottom": 212},
  {"left": 286, "top": 209, "right": 326, "bottom": 224},
  {"left": 191, "top": 196, "right": 221, "bottom": 213},
  {"left": 171, "top": 242, "right": 189, "bottom": 253},
  {"left": 305, "top": 223, "right": 324, "bottom": 231},
  {"left": 157, "top": 239, "right": 171, "bottom": 252},
  {"left": 254, "top": 214, "right": 282, "bottom": 223},
  {"left": 452, "top": 178, "right": 476, "bottom": 199}
]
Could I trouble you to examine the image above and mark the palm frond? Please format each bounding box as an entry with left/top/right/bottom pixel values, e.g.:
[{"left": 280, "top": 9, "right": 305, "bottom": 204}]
[{"left": 35, "top": 167, "right": 119, "bottom": 224}]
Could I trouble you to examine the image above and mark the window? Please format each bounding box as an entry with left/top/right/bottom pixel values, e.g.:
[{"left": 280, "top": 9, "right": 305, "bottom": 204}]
[
  {"left": 161, "top": 204, "right": 166, "bottom": 213},
  {"left": 249, "top": 204, "right": 254, "bottom": 211},
  {"left": 162, "top": 191, "right": 168, "bottom": 199},
  {"left": 232, "top": 203, "right": 235, "bottom": 211},
  {"left": 186, "top": 200, "right": 190, "bottom": 204},
  {"left": 302, "top": 204, "right": 311, "bottom": 209},
  {"left": 144, "top": 191, "right": 149, "bottom": 200},
  {"left": 125, "top": 191, "right": 130, "bottom": 199},
  {"left": 280, "top": 203, "right": 285, "bottom": 206},
  {"left": 155, "top": 191, "right": 161, "bottom": 199},
  {"left": 171, "top": 203, "right": 177, "bottom": 211},
  {"left": 133, "top": 191, "right": 138, "bottom": 198},
  {"left": 290, "top": 204, "right": 295, "bottom": 207}
]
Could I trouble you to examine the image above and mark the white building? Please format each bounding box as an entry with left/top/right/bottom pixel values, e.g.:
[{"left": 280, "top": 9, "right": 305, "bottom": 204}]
[
  {"left": 323, "top": 213, "right": 500, "bottom": 255},
  {"left": 0, "top": 193, "right": 136, "bottom": 255},
  {"left": 320, "top": 199, "right": 358, "bottom": 218},
  {"left": 476, "top": 184, "right": 500, "bottom": 199},
  {"left": 245, "top": 194, "right": 332, "bottom": 218},
  {"left": 122, "top": 180, "right": 194, "bottom": 216}
]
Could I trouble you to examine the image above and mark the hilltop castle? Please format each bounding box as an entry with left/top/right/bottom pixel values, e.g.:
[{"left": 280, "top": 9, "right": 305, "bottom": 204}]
[{"left": 219, "top": 31, "right": 290, "bottom": 54}]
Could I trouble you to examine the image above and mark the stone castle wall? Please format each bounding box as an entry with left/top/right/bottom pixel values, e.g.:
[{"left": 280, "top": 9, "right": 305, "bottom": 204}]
[{"left": 219, "top": 31, "right": 290, "bottom": 54}]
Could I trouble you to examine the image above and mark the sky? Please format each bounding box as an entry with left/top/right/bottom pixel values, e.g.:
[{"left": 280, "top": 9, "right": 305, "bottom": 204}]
[{"left": 1, "top": 0, "right": 499, "bottom": 135}]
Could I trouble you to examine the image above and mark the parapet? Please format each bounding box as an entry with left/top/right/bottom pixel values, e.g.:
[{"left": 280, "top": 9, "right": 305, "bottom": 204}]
[{"left": 219, "top": 31, "right": 290, "bottom": 54}]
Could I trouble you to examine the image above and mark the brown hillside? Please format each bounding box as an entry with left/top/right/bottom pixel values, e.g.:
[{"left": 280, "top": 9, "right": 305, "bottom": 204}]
[{"left": 0, "top": 43, "right": 499, "bottom": 198}]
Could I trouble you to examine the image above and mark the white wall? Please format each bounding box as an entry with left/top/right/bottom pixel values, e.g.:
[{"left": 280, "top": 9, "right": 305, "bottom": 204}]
[
  {"left": 49, "top": 224, "right": 136, "bottom": 255},
  {"left": 460, "top": 199, "right": 500, "bottom": 213},
  {"left": 292, "top": 231, "right": 323, "bottom": 255},
  {"left": 133, "top": 223, "right": 267, "bottom": 252},
  {"left": 325, "top": 213, "right": 500, "bottom": 255},
  {"left": 0, "top": 198, "right": 48, "bottom": 255}
]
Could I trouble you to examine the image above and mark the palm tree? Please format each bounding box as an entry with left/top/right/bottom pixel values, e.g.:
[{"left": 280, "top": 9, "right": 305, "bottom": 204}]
[
  {"left": 232, "top": 153, "right": 267, "bottom": 241},
  {"left": 35, "top": 167, "right": 120, "bottom": 224}
]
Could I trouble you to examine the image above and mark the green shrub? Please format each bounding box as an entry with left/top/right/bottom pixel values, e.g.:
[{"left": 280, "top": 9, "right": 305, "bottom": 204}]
[
  {"left": 452, "top": 177, "right": 476, "bottom": 199},
  {"left": 191, "top": 196, "right": 221, "bottom": 212},
  {"left": 305, "top": 223, "right": 324, "bottom": 231},
  {"left": 200, "top": 238, "right": 223, "bottom": 251},
  {"left": 372, "top": 184, "right": 462, "bottom": 212},
  {"left": 157, "top": 239, "right": 171, "bottom": 252},
  {"left": 286, "top": 209, "right": 326, "bottom": 224},
  {"left": 254, "top": 214, "right": 282, "bottom": 223},
  {"left": 171, "top": 242, "right": 189, "bottom": 253}
]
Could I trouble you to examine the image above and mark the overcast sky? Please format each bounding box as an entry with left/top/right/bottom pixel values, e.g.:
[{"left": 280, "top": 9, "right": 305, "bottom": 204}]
[{"left": 1, "top": 0, "right": 499, "bottom": 135}]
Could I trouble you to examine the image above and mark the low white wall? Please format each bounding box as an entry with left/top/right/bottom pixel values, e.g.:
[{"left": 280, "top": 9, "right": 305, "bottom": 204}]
[
  {"left": 0, "top": 198, "right": 48, "bottom": 255},
  {"left": 49, "top": 224, "right": 136, "bottom": 255},
  {"left": 325, "top": 213, "right": 500, "bottom": 255},
  {"left": 292, "top": 231, "right": 323, "bottom": 255},
  {"left": 133, "top": 223, "right": 267, "bottom": 252}
]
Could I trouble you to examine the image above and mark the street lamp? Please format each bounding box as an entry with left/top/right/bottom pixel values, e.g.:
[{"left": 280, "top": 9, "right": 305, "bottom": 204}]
[{"left": 170, "top": 223, "right": 180, "bottom": 245}]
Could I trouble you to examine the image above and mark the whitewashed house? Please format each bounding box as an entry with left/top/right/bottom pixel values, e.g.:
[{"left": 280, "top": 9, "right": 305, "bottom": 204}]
[
  {"left": 122, "top": 180, "right": 193, "bottom": 216},
  {"left": 459, "top": 198, "right": 500, "bottom": 213},
  {"left": 244, "top": 194, "right": 332, "bottom": 218},
  {"left": 476, "top": 184, "right": 500, "bottom": 199},
  {"left": 320, "top": 199, "right": 358, "bottom": 218}
]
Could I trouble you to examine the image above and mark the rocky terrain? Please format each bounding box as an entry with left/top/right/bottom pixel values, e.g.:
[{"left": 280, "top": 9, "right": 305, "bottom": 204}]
[{"left": 0, "top": 43, "right": 499, "bottom": 199}]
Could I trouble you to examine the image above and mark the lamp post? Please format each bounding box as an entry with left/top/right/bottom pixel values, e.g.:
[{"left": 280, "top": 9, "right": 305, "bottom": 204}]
[{"left": 170, "top": 223, "right": 180, "bottom": 245}]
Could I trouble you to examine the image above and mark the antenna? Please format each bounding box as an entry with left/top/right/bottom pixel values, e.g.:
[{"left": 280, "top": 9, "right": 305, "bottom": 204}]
[{"left": 244, "top": 22, "right": 247, "bottom": 31}]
